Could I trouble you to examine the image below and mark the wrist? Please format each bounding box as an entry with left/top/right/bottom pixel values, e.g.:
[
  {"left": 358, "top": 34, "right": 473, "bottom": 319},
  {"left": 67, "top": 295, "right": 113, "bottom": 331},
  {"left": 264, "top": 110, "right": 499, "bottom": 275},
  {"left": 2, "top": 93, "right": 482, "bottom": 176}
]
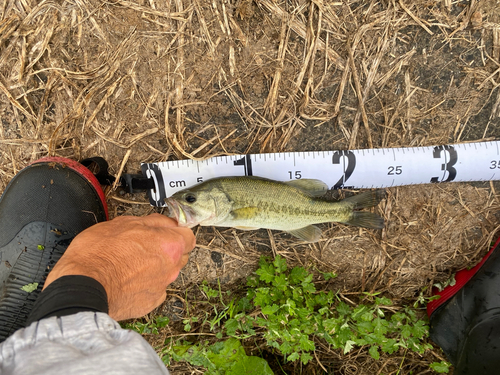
[
  {"left": 27, "top": 275, "right": 108, "bottom": 324},
  {"left": 44, "top": 258, "right": 112, "bottom": 295}
]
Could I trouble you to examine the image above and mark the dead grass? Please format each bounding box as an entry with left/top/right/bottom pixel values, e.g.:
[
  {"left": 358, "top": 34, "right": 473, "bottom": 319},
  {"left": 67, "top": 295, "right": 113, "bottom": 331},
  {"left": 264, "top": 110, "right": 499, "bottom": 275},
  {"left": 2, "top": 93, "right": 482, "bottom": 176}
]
[{"left": 1, "top": 0, "right": 500, "bottom": 373}]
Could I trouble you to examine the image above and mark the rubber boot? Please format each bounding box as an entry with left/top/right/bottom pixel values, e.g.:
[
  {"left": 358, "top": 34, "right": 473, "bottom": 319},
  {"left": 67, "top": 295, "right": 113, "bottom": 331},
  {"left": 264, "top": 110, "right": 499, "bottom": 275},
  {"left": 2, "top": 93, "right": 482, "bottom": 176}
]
[
  {"left": 0, "top": 157, "right": 108, "bottom": 342},
  {"left": 428, "top": 237, "right": 500, "bottom": 375}
]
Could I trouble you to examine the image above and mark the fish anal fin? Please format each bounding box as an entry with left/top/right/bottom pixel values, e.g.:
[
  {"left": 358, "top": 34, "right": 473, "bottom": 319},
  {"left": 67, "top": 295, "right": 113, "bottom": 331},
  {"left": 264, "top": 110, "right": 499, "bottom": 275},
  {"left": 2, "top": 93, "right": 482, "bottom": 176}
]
[
  {"left": 287, "top": 225, "right": 322, "bottom": 242},
  {"left": 284, "top": 179, "right": 328, "bottom": 197},
  {"left": 234, "top": 226, "right": 259, "bottom": 231}
]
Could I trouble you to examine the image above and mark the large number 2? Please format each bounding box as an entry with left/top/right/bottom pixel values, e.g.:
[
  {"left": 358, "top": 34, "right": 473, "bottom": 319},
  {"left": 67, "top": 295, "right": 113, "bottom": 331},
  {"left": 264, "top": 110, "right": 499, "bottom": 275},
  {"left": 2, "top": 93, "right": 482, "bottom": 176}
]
[
  {"left": 332, "top": 150, "right": 356, "bottom": 188},
  {"left": 430, "top": 145, "right": 458, "bottom": 183}
]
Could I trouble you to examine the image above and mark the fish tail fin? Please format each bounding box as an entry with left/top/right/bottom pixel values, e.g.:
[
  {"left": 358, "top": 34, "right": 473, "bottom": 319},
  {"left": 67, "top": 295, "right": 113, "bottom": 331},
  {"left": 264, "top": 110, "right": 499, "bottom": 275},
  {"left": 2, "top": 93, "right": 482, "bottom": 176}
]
[
  {"left": 342, "top": 189, "right": 386, "bottom": 210},
  {"left": 344, "top": 212, "right": 384, "bottom": 229}
]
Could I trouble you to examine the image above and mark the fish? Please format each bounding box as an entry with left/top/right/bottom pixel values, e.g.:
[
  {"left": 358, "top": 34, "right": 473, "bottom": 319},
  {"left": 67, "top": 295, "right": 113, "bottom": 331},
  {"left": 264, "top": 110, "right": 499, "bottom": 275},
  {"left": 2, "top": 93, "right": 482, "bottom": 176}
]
[{"left": 165, "top": 176, "right": 385, "bottom": 242}]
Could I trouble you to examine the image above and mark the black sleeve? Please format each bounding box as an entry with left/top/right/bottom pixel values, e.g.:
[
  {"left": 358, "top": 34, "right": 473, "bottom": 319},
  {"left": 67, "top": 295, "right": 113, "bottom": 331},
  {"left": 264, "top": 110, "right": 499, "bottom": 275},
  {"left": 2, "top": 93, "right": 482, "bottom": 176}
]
[{"left": 26, "top": 275, "right": 109, "bottom": 326}]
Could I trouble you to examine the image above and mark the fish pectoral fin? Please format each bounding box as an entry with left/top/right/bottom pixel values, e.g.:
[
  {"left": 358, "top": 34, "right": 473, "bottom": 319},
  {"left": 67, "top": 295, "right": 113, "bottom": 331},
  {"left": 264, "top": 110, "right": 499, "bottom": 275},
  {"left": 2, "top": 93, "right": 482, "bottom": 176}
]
[
  {"left": 287, "top": 225, "right": 322, "bottom": 242},
  {"left": 234, "top": 226, "right": 259, "bottom": 231},
  {"left": 284, "top": 179, "right": 328, "bottom": 197},
  {"left": 230, "top": 207, "right": 260, "bottom": 220}
]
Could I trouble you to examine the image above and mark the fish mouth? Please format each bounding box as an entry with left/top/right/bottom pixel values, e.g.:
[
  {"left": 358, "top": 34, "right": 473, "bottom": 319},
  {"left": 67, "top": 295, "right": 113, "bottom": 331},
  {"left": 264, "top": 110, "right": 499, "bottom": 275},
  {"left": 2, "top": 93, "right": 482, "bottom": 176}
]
[{"left": 165, "top": 198, "right": 196, "bottom": 227}]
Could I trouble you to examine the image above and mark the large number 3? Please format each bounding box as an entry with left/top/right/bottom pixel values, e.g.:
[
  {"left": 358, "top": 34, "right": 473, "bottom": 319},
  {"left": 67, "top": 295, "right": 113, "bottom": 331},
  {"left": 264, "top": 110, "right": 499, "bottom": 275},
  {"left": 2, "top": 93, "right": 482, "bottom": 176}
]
[
  {"left": 332, "top": 150, "right": 356, "bottom": 188},
  {"left": 430, "top": 145, "right": 458, "bottom": 183}
]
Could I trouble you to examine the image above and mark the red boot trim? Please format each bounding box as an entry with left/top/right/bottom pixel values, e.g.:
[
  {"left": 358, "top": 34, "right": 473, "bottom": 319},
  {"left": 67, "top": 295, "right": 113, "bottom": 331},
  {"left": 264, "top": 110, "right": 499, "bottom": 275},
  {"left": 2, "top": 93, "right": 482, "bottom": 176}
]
[
  {"left": 427, "top": 236, "right": 500, "bottom": 317},
  {"left": 29, "top": 157, "right": 109, "bottom": 220}
]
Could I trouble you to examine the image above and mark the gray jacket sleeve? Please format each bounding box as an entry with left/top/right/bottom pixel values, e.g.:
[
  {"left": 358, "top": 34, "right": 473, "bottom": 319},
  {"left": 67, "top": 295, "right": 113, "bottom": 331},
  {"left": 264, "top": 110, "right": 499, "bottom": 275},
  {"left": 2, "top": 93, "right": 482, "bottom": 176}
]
[{"left": 0, "top": 312, "right": 169, "bottom": 375}]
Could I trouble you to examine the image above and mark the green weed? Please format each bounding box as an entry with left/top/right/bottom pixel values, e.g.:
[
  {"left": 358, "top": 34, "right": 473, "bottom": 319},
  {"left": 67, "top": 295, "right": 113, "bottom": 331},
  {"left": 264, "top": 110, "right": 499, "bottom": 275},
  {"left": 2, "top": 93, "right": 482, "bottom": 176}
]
[
  {"left": 130, "top": 255, "right": 450, "bottom": 374},
  {"left": 223, "top": 255, "right": 433, "bottom": 365},
  {"left": 123, "top": 316, "right": 169, "bottom": 335},
  {"left": 161, "top": 338, "right": 273, "bottom": 375}
]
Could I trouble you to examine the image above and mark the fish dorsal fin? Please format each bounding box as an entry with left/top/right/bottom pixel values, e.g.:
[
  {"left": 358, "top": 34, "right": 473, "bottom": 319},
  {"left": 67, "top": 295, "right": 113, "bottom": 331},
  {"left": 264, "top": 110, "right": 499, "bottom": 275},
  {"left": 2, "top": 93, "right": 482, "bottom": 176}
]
[
  {"left": 287, "top": 225, "right": 322, "bottom": 242},
  {"left": 284, "top": 179, "right": 328, "bottom": 197},
  {"left": 230, "top": 207, "right": 260, "bottom": 220}
]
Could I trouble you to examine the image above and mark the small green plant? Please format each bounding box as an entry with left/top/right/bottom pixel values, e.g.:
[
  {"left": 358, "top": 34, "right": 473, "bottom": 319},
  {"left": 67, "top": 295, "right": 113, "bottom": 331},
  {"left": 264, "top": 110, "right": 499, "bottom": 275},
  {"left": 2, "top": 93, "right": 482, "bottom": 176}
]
[
  {"left": 124, "top": 316, "right": 170, "bottom": 335},
  {"left": 430, "top": 361, "right": 451, "bottom": 373},
  {"left": 162, "top": 338, "right": 273, "bottom": 375},
  {"left": 413, "top": 287, "right": 440, "bottom": 308},
  {"left": 201, "top": 280, "right": 221, "bottom": 300},
  {"left": 183, "top": 316, "right": 199, "bottom": 332},
  {"left": 433, "top": 275, "right": 456, "bottom": 292}
]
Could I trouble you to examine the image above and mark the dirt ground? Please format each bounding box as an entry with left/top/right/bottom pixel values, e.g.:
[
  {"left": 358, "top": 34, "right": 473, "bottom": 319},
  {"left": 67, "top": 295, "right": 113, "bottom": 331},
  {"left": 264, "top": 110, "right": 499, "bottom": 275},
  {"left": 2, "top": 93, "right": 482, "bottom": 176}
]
[{"left": 1, "top": 0, "right": 500, "bottom": 373}]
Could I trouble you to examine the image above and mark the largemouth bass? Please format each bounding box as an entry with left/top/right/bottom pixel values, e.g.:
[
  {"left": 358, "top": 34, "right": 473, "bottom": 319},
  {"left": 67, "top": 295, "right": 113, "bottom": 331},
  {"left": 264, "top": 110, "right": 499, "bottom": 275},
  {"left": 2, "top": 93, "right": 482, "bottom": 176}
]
[{"left": 165, "top": 176, "right": 384, "bottom": 242}]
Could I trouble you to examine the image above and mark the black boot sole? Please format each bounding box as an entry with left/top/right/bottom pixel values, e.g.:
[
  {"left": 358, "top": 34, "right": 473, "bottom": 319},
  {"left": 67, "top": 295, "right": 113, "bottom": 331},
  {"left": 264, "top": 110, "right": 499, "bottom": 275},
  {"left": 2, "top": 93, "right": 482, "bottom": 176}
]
[{"left": 0, "top": 157, "right": 108, "bottom": 341}]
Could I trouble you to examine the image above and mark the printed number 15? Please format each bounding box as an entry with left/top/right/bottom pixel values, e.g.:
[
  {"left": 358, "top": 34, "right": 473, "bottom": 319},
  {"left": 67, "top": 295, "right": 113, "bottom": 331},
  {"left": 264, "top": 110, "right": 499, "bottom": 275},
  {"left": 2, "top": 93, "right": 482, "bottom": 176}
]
[{"left": 288, "top": 171, "right": 302, "bottom": 179}]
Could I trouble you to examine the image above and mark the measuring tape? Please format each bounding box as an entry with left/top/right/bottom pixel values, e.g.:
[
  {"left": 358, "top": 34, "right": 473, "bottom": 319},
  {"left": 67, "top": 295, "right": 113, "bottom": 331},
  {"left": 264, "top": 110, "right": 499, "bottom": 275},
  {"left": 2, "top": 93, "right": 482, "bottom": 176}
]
[{"left": 140, "top": 141, "right": 500, "bottom": 207}]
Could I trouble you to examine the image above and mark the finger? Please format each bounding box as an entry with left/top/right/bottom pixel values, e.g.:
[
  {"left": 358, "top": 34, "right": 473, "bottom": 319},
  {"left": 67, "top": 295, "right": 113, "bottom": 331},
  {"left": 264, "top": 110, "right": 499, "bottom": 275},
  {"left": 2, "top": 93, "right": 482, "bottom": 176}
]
[
  {"left": 106, "top": 215, "right": 138, "bottom": 224},
  {"left": 157, "top": 226, "right": 196, "bottom": 253},
  {"left": 152, "top": 291, "right": 167, "bottom": 311},
  {"left": 180, "top": 253, "right": 190, "bottom": 269},
  {"left": 139, "top": 213, "right": 179, "bottom": 228},
  {"left": 179, "top": 227, "right": 196, "bottom": 252}
]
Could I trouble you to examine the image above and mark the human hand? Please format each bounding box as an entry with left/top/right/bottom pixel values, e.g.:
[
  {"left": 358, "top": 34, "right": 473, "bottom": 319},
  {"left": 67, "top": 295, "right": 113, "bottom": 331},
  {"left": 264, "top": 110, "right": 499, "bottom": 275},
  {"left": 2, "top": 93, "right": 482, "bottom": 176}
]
[{"left": 43, "top": 213, "right": 196, "bottom": 321}]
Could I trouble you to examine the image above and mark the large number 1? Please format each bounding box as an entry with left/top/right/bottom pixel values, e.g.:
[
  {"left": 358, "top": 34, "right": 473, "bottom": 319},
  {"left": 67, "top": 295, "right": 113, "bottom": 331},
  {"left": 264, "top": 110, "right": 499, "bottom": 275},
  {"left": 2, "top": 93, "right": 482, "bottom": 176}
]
[
  {"left": 430, "top": 145, "right": 458, "bottom": 183},
  {"left": 233, "top": 155, "right": 253, "bottom": 176},
  {"left": 332, "top": 150, "right": 356, "bottom": 188}
]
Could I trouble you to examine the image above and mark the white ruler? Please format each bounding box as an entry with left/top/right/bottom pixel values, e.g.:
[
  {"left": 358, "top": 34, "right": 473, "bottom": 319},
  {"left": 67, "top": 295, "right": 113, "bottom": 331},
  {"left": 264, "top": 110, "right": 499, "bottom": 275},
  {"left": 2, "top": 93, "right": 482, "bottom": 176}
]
[{"left": 141, "top": 141, "right": 500, "bottom": 207}]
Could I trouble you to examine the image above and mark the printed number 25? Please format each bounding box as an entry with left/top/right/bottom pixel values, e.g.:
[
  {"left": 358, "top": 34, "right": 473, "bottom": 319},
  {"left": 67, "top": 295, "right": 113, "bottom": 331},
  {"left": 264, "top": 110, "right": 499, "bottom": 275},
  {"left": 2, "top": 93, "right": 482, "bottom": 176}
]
[{"left": 388, "top": 166, "right": 402, "bottom": 175}]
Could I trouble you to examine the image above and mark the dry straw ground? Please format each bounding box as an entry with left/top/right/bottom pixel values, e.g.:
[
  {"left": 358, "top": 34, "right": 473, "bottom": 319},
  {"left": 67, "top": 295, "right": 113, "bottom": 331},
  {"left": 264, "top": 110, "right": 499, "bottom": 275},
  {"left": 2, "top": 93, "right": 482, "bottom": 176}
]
[{"left": 1, "top": 0, "right": 500, "bottom": 373}]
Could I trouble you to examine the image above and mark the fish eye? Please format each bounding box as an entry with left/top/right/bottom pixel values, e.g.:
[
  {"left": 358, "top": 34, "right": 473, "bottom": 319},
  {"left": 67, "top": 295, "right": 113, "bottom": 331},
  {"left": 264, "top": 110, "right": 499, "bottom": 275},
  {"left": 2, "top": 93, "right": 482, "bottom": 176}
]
[{"left": 184, "top": 194, "right": 196, "bottom": 203}]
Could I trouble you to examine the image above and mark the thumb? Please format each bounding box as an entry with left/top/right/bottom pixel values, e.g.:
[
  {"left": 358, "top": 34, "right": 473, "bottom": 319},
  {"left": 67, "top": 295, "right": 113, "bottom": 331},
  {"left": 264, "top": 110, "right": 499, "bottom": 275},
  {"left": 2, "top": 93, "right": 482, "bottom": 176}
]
[{"left": 139, "top": 213, "right": 179, "bottom": 228}]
